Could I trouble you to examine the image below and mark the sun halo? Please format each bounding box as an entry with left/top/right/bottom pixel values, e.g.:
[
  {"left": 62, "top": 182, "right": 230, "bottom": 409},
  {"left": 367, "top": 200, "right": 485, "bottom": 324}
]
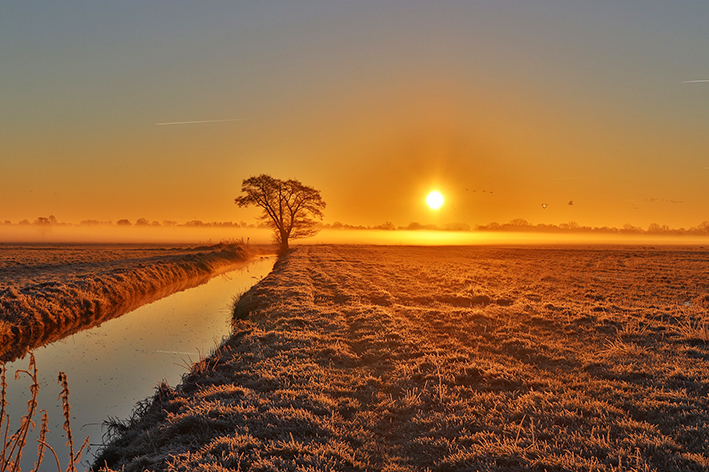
[{"left": 426, "top": 191, "right": 444, "bottom": 210}]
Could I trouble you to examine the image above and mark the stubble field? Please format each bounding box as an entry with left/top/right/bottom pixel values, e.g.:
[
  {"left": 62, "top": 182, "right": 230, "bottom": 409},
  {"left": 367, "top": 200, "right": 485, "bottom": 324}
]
[{"left": 97, "top": 245, "right": 709, "bottom": 471}]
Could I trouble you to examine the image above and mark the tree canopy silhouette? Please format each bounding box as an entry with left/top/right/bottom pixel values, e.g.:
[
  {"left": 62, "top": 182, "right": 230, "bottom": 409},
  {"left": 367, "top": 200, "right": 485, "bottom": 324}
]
[{"left": 235, "top": 174, "right": 326, "bottom": 253}]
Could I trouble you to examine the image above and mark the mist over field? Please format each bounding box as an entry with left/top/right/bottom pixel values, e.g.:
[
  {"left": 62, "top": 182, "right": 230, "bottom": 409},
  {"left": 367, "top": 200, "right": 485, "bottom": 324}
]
[
  {"left": 0, "top": 224, "right": 274, "bottom": 245},
  {"left": 3, "top": 223, "right": 709, "bottom": 247}
]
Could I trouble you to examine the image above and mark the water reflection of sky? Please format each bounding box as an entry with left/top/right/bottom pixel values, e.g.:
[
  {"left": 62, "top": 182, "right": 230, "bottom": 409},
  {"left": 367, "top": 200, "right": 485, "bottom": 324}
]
[{"left": 3, "top": 256, "right": 275, "bottom": 471}]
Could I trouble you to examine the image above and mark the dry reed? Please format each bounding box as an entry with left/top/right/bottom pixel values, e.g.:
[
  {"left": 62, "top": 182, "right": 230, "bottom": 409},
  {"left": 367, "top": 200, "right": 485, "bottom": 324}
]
[{"left": 0, "top": 353, "right": 87, "bottom": 472}]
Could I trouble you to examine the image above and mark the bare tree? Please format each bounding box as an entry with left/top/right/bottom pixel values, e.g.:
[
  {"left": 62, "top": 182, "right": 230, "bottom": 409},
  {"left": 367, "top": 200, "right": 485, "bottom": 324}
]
[{"left": 235, "top": 174, "right": 326, "bottom": 253}]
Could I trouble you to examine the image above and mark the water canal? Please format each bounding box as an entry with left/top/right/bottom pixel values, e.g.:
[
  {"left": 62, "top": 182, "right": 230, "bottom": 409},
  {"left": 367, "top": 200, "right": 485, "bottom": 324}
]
[{"left": 3, "top": 256, "right": 275, "bottom": 471}]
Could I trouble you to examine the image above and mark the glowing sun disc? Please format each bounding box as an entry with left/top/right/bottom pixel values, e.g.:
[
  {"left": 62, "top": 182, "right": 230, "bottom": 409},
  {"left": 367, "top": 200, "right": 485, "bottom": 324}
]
[{"left": 426, "top": 191, "right": 444, "bottom": 209}]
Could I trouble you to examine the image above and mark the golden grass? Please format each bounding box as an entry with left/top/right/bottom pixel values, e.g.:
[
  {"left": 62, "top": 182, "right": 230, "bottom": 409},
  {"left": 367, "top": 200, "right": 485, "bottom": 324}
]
[{"left": 95, "top": 245, "right": 709, "bottom": 471}]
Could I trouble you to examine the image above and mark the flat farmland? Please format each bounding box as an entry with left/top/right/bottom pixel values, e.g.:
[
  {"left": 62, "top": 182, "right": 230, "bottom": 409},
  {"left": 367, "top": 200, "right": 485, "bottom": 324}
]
[{"left": 98, "top": 245, "right": 709, "bottom": 472}]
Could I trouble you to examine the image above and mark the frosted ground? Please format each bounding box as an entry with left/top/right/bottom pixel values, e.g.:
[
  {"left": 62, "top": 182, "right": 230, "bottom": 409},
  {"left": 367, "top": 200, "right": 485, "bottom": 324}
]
[{"left": 96, "top": 245, "right": 709, "bottom": 472}]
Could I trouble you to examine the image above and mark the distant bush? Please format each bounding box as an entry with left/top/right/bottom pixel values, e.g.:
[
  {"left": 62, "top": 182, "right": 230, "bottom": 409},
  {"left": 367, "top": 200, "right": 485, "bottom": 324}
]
[
  {"left": 443, "top": 222, "right": 471, "bottom": 231},
  {"left": 373, "top": 221, "right": 396, "bottom": 231},
  {"left": 80, "top": 220, "right": 101, "bottom": 226},
  {"left": 403, "top": 222, "right": 439, "bottom": 231},
  {"left": 185, "top": 220, "right": 206, "bottom": 227}
]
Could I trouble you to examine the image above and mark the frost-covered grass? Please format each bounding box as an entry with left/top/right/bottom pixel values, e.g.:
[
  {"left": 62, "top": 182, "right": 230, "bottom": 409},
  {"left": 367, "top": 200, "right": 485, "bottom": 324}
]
[
  {"left": 0, "top": 243, "right": 258, "bottom": 361},
  {"left": 95, "top": 245, "right": 709, "bottom": 471}
]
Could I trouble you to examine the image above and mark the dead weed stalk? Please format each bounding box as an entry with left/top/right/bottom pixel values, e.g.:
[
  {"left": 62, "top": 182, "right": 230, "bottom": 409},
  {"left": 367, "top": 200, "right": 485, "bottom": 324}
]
[{"left": 0, "top": 353, "right": 88, "bottom": 472}]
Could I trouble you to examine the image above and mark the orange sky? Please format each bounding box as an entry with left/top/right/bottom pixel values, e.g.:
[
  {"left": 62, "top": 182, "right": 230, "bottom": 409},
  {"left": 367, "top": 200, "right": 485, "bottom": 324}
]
[{"left": 2, "top": 2, "right": 708, "bottom": 231}]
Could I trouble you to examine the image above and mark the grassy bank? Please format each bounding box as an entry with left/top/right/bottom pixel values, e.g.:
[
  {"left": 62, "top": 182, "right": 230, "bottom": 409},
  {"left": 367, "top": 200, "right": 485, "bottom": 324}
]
[
  {"left": 0, "top": 243, "right": 257, "bottom": 362},
  {"left": 95, "top": 245, "right": 709, "bottom": 471}
]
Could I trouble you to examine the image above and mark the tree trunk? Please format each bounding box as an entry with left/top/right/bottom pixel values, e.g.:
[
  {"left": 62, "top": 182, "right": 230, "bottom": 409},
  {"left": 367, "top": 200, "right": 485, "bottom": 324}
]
[{"left": 279, "top": 234, "right": 289, "bottom": 254}]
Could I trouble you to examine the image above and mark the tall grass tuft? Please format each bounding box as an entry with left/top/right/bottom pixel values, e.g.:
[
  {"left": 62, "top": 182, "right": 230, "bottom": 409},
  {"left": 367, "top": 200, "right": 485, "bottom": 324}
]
[
  {"left": 1, "top": 354, "right": 39, "bottom": 472},
  {"left": 0, "top": 354, "right": 87, "bottom": 472},
  {"left": 58, "top": 372, "right": 88, "bottom": 472}
]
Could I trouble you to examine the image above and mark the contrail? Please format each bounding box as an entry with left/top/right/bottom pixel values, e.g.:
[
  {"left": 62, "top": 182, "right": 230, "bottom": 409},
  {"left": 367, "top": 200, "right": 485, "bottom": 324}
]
[
  {"left": 156, "top": 118, "right": 249, "bottom": 126},
  {"left": 682, "top": 80, "right": 709, "bottom": 83}
]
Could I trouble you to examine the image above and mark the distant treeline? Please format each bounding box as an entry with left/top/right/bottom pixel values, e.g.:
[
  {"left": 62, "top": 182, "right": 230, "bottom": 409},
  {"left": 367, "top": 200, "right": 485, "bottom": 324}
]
[
  {"left": 4, "top": 216, "right": 709, "bottom": 236},
  {"left": 474, "top": 219, "right": 709, "bottom": 236},
  {"left": 322, "top": 219, "right": 709, "bottom": 236},
  {"left": 1, "top": 216, "right": 271, "bottom": 229}
]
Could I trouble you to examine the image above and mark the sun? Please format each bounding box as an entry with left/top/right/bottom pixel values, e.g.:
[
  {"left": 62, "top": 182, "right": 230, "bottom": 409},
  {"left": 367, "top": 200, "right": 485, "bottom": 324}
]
[{"left": 426, "top": 191, "right": 444, "bottom": 210}]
